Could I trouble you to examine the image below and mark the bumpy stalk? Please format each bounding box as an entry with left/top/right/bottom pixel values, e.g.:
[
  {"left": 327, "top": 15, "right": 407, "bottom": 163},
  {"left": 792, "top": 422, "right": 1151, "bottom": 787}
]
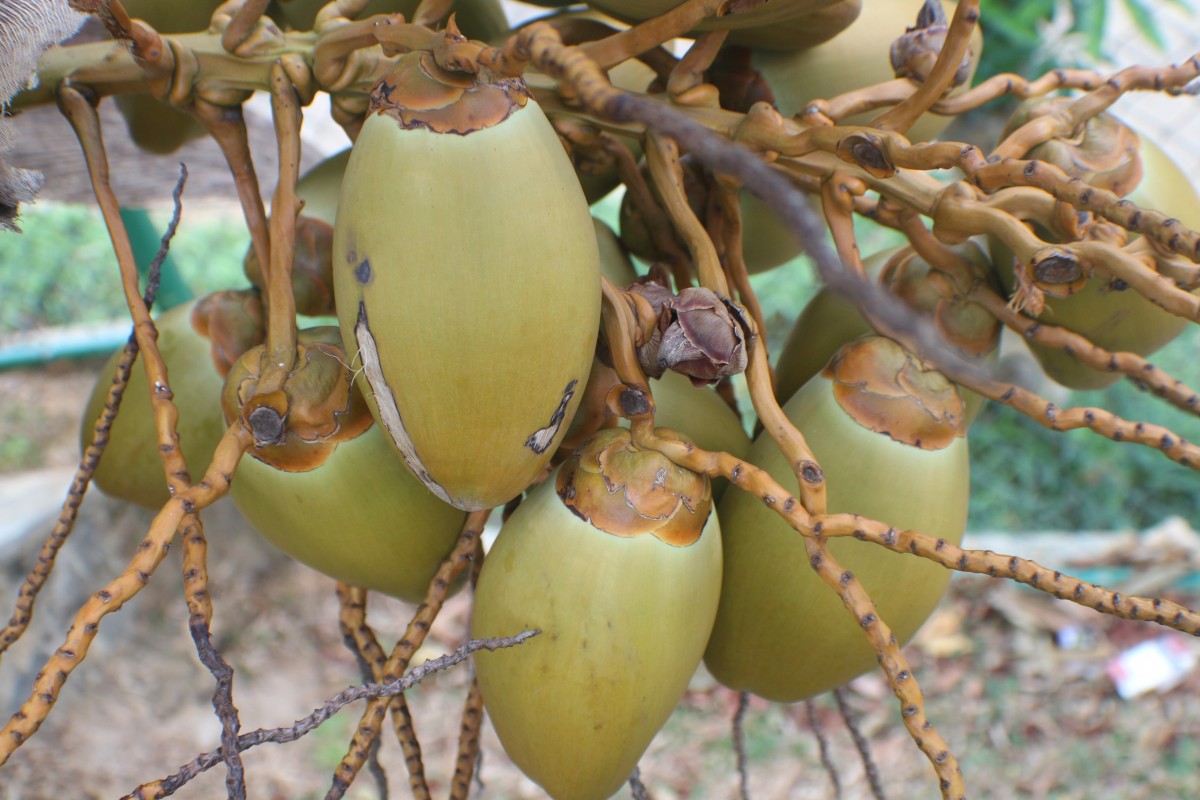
[{"left": 327, "top": 512, "right": 489, "bottom": 800}]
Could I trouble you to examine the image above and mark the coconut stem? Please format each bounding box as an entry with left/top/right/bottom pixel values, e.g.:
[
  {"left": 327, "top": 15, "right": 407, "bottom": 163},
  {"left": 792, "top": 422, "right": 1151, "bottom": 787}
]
[
  {"left": 255, "top": 62, "right": 304, "bottom": 398},
  {"left": 646, "top": 132, "right": 729, "bottom": 294},
  {"left": 0, "top": 422, "right": 253, "bottom": 767},
  {"left": 327, "top": 511, "right": 489, "bottom": 800}
]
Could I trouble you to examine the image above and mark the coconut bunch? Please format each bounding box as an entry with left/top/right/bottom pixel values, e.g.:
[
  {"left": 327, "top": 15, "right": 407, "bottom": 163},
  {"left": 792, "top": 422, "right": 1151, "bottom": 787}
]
[{"left": 49, "top": 1, "right": 1200, "bottom": 798}]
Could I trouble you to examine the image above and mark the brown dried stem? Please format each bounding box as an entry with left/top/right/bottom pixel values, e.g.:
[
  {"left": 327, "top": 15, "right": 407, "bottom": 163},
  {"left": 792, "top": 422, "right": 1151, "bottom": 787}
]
[
  {"left": 645, "top": 131, "right": 728, "bottom": 294},
  {"left": 255, "top": 61, "right": 304, "bottom": 395},
  {"left": 713, "top": 176, "right": 767, "bottom": 352},
  {"left": 327, "top": 511, "right": 489, "bottom": 800},
  {"left": 412, "top": 0, "right": 455, "bottom": 27},
  {"left": 667, "top": 30, "right": 727, "bottom": 103},
  {"left": 0, "top": 422, "right": 252, "bottom": 766},
  {"left": 968, "top": 285, "right": 1200, "bottom": 415},
  {"left": 992, "top": 56, "right": 1200, "bottom": 160},
  {"left": 805, "top": 700, "right": 842, "bottom": 799},
  {"left": 580, "top": 0, "right": 726, "bottom": 72},
  {"left": 337, "top": 582, "right": 429, "bottom": 800},
  {"left": 733, "top": 691, "right": 751, "bottom": 800},
  {"left": 221, "top": 0, "right": 271, "bottom": 54},
  {"left": 0, "top": 163, "right": 184, "bottom": 659},
  {"left": 934, "top": 68, "right": 1107, "bottom": 115},
  {"left": 834, "top": 687, "right": 887, "bottom": 800},
  {"left": 448, "top": 679, "right": 485, "bottom": 800},
  {"left": 124, "top": 632, "right": 537, "bottom": 799},
  {"left": 191, "top": 99, "right": 271, "bottom": 279},
  {"left": 871, "top": 0, "right": 980, "bottom": 134},
  {"left": 334, "top": 584, "right": 391, "bottom": 800}
]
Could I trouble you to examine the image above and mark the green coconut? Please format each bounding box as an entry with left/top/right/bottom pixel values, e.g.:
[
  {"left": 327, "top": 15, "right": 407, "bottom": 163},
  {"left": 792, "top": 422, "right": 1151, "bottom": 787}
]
[
  {"left": 753, "top": 0, "right": 982, "bottom": 143},
  {"left": 989, "top": 123, "right": 1200, "bottom": 390},
  {"left": 472, "top": 428, "right": 722, "bottom": 800},
  {"left": 333, "top": 53, "right": 601, "bottom": 511},
  {"left": 588, "top": 0, "right": 861, "bottom": 51},
  {"left": 774, "top": 243, "right": 997, "bottom": 423},
  {"left": 706, "top": 336, "right": 969, "bottom": 702},
  {"left": 80, "top": 299, "right": 230, "bottom": 509},
  {"left": 231, "top": 422, "right": 465, "bottom": 603}
]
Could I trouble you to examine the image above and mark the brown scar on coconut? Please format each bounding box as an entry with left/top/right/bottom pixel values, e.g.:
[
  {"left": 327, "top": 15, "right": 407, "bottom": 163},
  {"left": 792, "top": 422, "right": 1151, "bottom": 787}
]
[{"left": 353, "top": 300, "right": 453, "bottom": 505}]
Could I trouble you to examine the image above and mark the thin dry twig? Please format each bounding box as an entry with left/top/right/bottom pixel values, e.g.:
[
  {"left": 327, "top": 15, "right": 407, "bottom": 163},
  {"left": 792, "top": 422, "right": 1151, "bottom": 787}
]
[
  {"left": 834, "top": 687, "right": 887, "bottom": 800},
  {"left": 733, "top": 691, "right": 751, "bottom": 800},
  {"left": 123, "top": 632, "right": 538, "bottom": 799},
  {"left": 327, "top": 511, "right": 489, "bottom": 800},
  {"left": 0, "top": 164, "right": 186, "bottom": 660},
  {"left": 805, "top": 700, "right": 842, "bottom": 799}
]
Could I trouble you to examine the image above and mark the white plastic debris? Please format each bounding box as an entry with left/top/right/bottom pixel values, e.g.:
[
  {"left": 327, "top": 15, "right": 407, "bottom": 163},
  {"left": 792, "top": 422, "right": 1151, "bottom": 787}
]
[{"left": 1106, "top": 635, "right": 1197, "bottom": 699}]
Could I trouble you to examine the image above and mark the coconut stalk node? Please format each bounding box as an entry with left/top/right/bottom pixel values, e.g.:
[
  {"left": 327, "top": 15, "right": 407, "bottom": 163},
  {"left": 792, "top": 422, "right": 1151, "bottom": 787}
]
[{"left": 222, "top": 327, "right": 374, "bottom": 471}]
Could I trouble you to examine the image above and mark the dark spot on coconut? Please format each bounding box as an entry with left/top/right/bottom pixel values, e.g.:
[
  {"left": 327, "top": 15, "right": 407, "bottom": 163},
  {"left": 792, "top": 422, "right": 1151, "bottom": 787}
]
[
  {"left": 800, "top": 460, "right": 824, "bottom": 484},
  {"left": 355, "top": 259, "right": 372, "bottom": 285}
]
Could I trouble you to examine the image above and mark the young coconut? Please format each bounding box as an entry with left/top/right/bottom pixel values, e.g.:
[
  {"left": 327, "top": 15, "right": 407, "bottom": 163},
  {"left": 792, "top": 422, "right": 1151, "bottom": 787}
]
[
  {"left": 80, "top": 292, "right": 263, "bottom": 509},
  {"left": 706, "top": 336, "right": 969, "bottom": 702},
  {"left": 988, "top": 102, "right": 1200, "bottom": 389},
  {"left": 752, "top": 0, "right": 982, "bottom": 144},
  {"left": 333, "top": 49, "right": 601, "bottom": 511},
  {"left": 774, "top": 242, "right": 999, "bottom": 424},
  {"left": 224, "top": 326, "right": 465, "bottom": 600},
  {"left": 472, "top": 427, "right": 722, "bottom": 800}
]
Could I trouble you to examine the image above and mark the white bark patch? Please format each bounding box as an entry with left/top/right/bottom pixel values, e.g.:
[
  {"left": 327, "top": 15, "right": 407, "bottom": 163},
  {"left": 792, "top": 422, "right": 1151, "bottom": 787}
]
[
  {"left": 354, "top": 301, "right": 453, "bottom": 505},
  {"left": 524, "top": 380, "right": 577, "bottom": 455}
]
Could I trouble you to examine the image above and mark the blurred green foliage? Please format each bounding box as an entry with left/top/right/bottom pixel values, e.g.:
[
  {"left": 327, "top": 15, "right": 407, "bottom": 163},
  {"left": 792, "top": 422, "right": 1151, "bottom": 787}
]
[
  {"left": 976, "top": 0, "right": 1193, "bottom": 82},
  {"left": 0, "top": 202, "right": 250, "bottom": 333}
]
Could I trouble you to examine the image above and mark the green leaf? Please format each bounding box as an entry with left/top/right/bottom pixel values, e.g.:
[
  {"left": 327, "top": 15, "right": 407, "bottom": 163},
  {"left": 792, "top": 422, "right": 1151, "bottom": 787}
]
[{"left": 1122, "top": 0, "right": 1168, "bottom": 50}]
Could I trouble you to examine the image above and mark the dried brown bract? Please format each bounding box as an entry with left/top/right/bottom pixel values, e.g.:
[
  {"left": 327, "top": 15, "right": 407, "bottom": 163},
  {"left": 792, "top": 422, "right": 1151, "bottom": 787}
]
[
  {"left": 889, "top": 0, "right": 974, "bottom": 87},
  {"left": 627, "top": 279, "right": 749, "bottom": 385}
]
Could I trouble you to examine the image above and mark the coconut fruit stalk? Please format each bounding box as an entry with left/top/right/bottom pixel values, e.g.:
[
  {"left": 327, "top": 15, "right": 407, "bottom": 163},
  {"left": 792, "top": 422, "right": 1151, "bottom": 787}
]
[
  {"left": 333, "top": 50, "right": 600, "bottom": 511},
  {"left": 989, "top": 104, "right": 1200, "bottom": 390},
  {"left": 80, "top": 294, "right": 263, "bottom": 509},
  {"left": 707, "top": 336, "right": 969, "bottom": 702},
  {"left": 472, "top": 428, "right": 722, "bottom": 800}
]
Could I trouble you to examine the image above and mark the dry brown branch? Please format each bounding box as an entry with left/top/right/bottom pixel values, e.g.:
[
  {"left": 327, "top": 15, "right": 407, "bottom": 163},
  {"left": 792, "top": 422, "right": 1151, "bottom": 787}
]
[
  {"left": 327, "top": 511, "right": 489, "bottom": 800},
  {"left": 805, "top": 700, "right": 842, "bottom": 799},
  {"left": 335, "top": 584, "right": 392, "bottom": 799},
  {"left": 124, "top": 632, "right": 538, "bottom": 799},
  {"left": 834, "top": 687, "right": 887, "bottom": 800},
  {"left": 0, "top": 164, "right": 184, "bottom": 659}
]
